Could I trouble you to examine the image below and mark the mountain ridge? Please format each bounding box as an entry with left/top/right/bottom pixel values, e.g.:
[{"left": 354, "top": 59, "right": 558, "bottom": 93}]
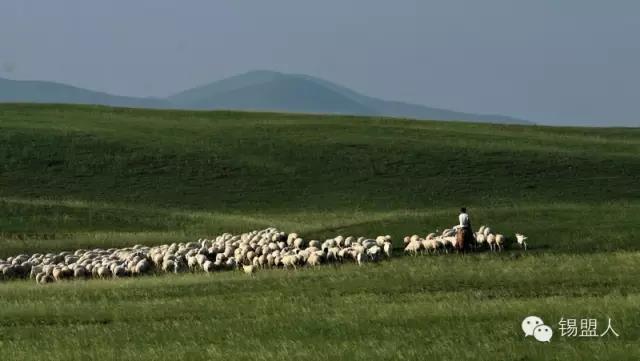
[
  {"left": 0, "top": 77, "right": 170, "bottom": 109},
  {"left": 0, "top": 71, "right": 531, "bottom": 124}
]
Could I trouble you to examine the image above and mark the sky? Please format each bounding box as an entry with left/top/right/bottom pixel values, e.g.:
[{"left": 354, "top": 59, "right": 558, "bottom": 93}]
[{"left": 0, "top": 0, "right": 638, "bottom": 126}]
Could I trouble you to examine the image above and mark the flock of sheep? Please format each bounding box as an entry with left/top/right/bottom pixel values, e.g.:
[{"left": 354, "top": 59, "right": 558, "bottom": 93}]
[
  {"left": 0, "top": 226, "right": 529, "bottom": 285},
  {"left": 0, "top": 227, "right": 394, "bottom": 284},
  {"left": 403, "top": 224, "right": 528, "bottom": 255}
]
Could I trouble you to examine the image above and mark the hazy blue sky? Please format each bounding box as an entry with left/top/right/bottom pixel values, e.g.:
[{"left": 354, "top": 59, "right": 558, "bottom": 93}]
[{"left": 0, "top": 0, "right": 638, "bottom": 126}]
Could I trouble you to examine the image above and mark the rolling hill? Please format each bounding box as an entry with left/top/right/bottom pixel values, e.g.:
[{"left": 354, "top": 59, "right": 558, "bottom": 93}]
[
  {"left": 0, "top": 77, "right": 169, "bottom": 108},
  {"left": 0, "top": 71, "right": 530, "bottom": 124},
  {"left": 0, "top": 104, "right": 637, "bottom": 251},
  {"left": 0, "top": 104, "right": 638, "bottom": 360}
]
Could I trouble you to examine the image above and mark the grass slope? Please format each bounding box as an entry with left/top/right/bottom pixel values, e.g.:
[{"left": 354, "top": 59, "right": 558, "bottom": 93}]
[{"left": 0, "top": 104, "right": 638, "bottom": 360}]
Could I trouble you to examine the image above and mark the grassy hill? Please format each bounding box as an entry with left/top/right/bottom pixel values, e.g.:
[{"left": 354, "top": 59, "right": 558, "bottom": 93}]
[{"left": 0, "top": 104, "right": 638, "bottom": 360}]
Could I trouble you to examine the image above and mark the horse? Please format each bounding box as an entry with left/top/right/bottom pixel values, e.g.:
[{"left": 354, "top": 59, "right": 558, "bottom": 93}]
[{"left": 455, "top": 227, "right": 473, "bottom": 253}]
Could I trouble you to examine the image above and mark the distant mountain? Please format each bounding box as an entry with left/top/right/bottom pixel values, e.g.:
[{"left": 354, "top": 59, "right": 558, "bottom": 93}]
[
  {"left": 169, "top": 71, "right": 530, "bottom": 124},
  {"left": 0, "top": 77, "right": 169, "bottom": 109},
  {"left": 290, "top": 73, "right": 527, "bottom": 124},
  {"left": 170, "top": 73, "right": 373, "bottom": 115},
  {"left": 0, "top": 71, "right": 530, "bottom": 124}
]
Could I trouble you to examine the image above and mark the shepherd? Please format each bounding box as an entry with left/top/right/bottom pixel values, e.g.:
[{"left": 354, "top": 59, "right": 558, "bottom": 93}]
[{"left": 456, "top": 207, "right": 474, "bottom": 252}]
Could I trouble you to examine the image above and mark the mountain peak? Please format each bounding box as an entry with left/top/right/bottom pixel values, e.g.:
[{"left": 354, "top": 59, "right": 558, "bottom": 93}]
[{"left": 167, "top": 71, "right": 530, "bottom": 124}]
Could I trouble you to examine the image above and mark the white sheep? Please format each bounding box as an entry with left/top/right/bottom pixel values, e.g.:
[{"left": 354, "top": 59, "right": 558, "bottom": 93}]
[
  {"left": 423, "top": 238, "right": 438, "bottom": 254},
  {"left": 515, "top": 233, "right": 528, "bottom": 250},
  {"left": 383, "top": 242, "right": 392, "bottom": 258},
  {"left": 242, "top": 264, "right": 256, "bottom": 275},
  {"left": 495, "top": 234, "right": 505, "bottom": 252},
  {"left": 475, "top": 233, "right": 486, "bottom": 248},
  {"left": 483, "top": 227, "right": 491, "bottom": 237},
  {"left": 404, "top": 239, "right": 422, "bottom": 255},
  {"left": 307, "top": 252, "right": 323, "bottom": 267},
  {"left": 293, "top": 238, "right": 305, "bottom": 249},
  {"left": 486, "top": 234, "right": 496, "bottom": 252},
  {"left": 281, "top": 255, "right": 298, "bottom": 270},
  {"left": 367, "top": 245, "right": 382, "bottom": 262},
  {"left": 97, "top": 266, "right": 112, "bottom": 278},
  {"left": 6, "top": 227, "right": 409, "bottom": 285}
]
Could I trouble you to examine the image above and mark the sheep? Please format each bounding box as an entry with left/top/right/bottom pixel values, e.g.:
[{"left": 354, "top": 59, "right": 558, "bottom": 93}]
[
  {"left": 515, "top": 233, "right": 528, "bottom": 250},
  {"left": 223, "top": 246, "right": 235, "bottom": 258},
  {"left": 326, "top": 247, "right": 340, "bottom": 263},
  {"left": 187, "top": 256, "right": 199, "bottom": 270},
  {"left": 134, "top": 259, "right": 151, "bottom": 275},
  {"left": 38, "top": 274, "right": 54, "bottom": 284},
  {"left": 161, "top": 260, "right": 176, "bottom": 273},
  {"left": 442, "top": 229, "right": 456, "bottom": 237},
  {"left": 242, "top": 264, "right": 256, "bottom": 275},
  {"left": 475, "top": 233, "right": 486, "bottom": 249},
  {"left": 486, "top": 234, "right": 496, "bottom": 252},
  {"left": 293, "top": 238, "right": 305, "bottom": 249},
  {"left": 113, "top": 265, "right": 127, "bottom": 278},
  {"left": 344, "top": 236, "right": 354, "bottom": 247},
  {"left": 423, "top": 238, "right": 438, "bottom": 254},
  {"left": 367, "top": 245, "right": 382, "bottom": 262},
  {"left": 225, "top": 257, "right": 237, "bottom": 269},
  {"left": 404, "top": 239, "right": 422, "bottom": 255},
  {"left": 4, "top": 226, "right": 521, "bottom": 286},
  {"left": 52, "top": 267, "right": 63, "bottom": 281},
  {"left": 442, "top": 236, "right": 456, "bottom": 251},
  {"left": 30, "top": 266, "right": 43, "bottom": 279},
  {"left": 286, "top": 233, "right": 299, "bottom": 245},
  {"left": 73, "top": 266, "right": 88, "bottom": 279},
  {"left": 97, "top": 266, "right": 112, "bottom": 278},
  {"left": 383, "top": 242, "right": 392, "bottom": 258},
  {"left": 257, "top": 254, "right": 267, "bottom": 268},
  {"left": 308, "top": 240, "right": 321, "bottom": 248},
  {"left": 151, "top": 253, "right": 164, "bottom": 267},
  {"left": 483, "top": 227, "right": 492, "bottom": 237},
  {"left": 362, "top": 239, "right": 377, "bottom": 249},
  {"left": 307, "top": 252, "right": 323, "bottom": 267},
  {"left": 495, "top": 234, "right": 505, "bottom": 252},
  {"left": 202, "top": 260, "right": 214, "bottom": 273},
  {"left": 281, "top": 255, "right": 299, "bottom": 270}
]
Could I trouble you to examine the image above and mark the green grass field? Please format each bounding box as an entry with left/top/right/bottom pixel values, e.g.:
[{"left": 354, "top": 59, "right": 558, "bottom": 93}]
[{"left": 0, "top": 104, "right": 639, "bottom": 360}]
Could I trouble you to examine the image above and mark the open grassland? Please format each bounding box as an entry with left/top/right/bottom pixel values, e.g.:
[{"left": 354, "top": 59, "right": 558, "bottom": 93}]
[
  {"left": 1, "top": 253, "right": 639, "bottom": 361},
  {"left": 0, "top": 104, "right": 639, "bottom": 360}
]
